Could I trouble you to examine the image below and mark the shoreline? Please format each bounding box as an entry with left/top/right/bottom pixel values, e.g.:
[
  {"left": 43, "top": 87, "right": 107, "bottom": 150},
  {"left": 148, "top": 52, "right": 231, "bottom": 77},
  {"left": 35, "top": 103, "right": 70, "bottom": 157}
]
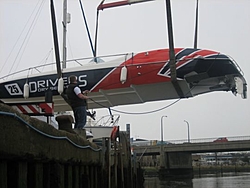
[{"left": 143, "top": 165, "right": 250, "bottom": 177}]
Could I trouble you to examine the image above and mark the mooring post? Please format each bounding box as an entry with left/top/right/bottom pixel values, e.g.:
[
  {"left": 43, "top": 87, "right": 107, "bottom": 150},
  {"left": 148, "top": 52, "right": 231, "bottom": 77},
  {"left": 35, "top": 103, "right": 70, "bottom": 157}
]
[
  {"left": 56, "top": 115, "right": 74, "bottom": 133},
  {"left": 107, "top": 138, "right": 111, "bottom": 188},
  {"left": 114, "top": 140, "right": 118, "bottom": 188},
  {"left": 102, "top": 138, "right": 106, "bottom": 169},
  {"left": 119, "top": 142, "right": 125, "bottom": 188},
  {"left": 133, "top": 150, "right": 137, "bottom": 188},
  {"left": 126, "top": 124, "right": 133, "bottom": 188}
]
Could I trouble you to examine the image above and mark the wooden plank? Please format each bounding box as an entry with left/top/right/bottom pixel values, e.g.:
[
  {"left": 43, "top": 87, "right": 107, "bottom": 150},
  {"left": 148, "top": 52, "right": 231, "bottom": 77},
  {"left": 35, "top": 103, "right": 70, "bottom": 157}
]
[
  {"left": 56, "top": 164, "right": 65, "bottom": 188},
  {"left": 43, "top": 163, "right": 50, "bottom": 188},
  {"left": 35, "top": 163, "right": 43, "bottom": 188},
  {"left": 67, "top": 165, "right": 73, "bottom": 188},
  {"left": 18, "top": 162, "right": 27, "bottom": 188},
  {"left": 0, "top": 161, "right": 7, "bottom": 188},
  {"left": 73, "top": 166, "right": 79, "bottom": 188}
]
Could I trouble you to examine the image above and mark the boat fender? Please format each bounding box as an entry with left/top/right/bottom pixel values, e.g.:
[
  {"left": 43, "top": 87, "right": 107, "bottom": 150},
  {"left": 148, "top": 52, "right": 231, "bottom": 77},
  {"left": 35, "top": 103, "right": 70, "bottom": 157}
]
[
  {"left": 23, "top": 83, "right": 29, "bottom": 99},
  {"left": 58, "top": 77, "right": 64, "bottom": 94},
  {"left": 120, "top": 66, "right": 127, "bottom": 84},
  {"left": 111, "top": 126, "right": 119, "bottom": 141}
]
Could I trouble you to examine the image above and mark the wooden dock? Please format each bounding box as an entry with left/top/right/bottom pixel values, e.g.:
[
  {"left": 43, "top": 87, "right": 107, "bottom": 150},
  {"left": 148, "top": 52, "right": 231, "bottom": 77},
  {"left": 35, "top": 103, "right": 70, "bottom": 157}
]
[{"left": 0, "top": 103, "right": 144, "bottom": 188}]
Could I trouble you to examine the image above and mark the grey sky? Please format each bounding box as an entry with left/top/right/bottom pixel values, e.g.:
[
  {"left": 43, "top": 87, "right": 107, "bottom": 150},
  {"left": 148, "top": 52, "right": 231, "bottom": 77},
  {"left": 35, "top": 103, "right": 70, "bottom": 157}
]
[{"left": 0, "top": 0, "right": 249, "bottom": 141}]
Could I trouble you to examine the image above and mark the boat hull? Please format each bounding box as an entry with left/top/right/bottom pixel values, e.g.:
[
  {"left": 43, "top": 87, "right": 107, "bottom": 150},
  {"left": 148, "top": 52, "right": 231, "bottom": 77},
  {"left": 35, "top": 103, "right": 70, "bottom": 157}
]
[{"left": 0, "top": 48, "right": 247, "bottom": 112}]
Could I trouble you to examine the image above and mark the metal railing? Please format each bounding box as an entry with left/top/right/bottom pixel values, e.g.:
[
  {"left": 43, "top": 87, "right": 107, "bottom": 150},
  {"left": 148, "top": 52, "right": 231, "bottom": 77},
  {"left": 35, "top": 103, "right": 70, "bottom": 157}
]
[
  {"left": 165, "top": 135, "right": 250, "bottom": 145},
  {"left": 131, "top": 136, "right": 250, "bottom": 147},
  {"left": 0, "top": 53, "right": 130, "bottom": 81}
]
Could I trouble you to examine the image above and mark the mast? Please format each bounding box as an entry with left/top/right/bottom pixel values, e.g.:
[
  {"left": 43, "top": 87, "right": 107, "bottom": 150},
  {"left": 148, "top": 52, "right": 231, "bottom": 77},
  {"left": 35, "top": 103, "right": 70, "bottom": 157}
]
[
  {"left": 50, "top": 0, "right": 61, "bottom": 78},
  {"left": 62, "top": 0, "right": 70, "bottom": 69},
  {"left": 194, "top": 0, "right": 199, "bottom": 49}
]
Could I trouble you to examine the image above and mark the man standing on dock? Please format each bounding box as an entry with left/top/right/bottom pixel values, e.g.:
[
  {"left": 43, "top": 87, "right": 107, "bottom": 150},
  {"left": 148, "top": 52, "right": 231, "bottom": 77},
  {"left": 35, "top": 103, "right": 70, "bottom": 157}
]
[{"left": 66, "top": 75, "right": 89, "bottom": 129}]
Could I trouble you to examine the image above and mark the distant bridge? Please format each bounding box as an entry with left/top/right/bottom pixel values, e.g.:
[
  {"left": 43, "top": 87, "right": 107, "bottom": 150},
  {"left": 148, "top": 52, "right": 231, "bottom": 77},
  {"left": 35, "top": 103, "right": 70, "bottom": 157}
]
[
  {"left": 132, "top": 136, "right": 250, "bottom": 156},
  {"left": 132, "top": 136, "right": 250, "bottom": 178}
]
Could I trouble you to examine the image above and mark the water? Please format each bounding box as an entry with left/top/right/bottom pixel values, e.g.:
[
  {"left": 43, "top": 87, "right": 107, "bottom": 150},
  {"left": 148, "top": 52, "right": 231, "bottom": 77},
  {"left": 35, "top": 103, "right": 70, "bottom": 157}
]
[{"left": 144, "top": 173, "right": 250, "bottom": 188}]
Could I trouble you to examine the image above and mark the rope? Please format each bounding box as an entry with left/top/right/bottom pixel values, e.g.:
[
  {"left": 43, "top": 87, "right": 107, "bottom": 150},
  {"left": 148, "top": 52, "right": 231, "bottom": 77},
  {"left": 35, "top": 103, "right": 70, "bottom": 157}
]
[{"left": 0, "top": 111, "right": 101, "bottom": 152}]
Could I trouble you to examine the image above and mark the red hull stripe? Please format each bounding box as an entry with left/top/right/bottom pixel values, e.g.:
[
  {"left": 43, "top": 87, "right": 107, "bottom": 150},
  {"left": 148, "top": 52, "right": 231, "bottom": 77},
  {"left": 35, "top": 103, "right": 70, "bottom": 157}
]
[
  {"left": 92, "top": 48, "right": 183, "bottom": 92},
  {"left": 11, "top": 103, "right": 54, "bottom": 115},
  {"left": 27, "top": 104, "right": 39, "bottom": 114}
]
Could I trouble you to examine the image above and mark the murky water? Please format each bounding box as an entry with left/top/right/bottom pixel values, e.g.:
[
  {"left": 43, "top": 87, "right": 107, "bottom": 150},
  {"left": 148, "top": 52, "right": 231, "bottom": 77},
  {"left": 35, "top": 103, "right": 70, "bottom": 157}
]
[{"left": 144, "top": 173, "right": 250, "bottom": 188}]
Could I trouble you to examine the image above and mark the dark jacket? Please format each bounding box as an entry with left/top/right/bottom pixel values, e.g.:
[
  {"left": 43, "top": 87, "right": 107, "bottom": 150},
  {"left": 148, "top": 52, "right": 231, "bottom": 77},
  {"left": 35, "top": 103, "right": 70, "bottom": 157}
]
[{"left": 66, "top": 83, "right": 86, "bottom": 109}]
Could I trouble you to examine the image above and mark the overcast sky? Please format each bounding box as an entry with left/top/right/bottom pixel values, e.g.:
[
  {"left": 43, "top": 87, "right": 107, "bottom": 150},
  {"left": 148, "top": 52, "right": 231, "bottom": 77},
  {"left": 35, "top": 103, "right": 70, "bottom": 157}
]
[{"left": 0, "top": 0, "right": 249, "bottom": 142}]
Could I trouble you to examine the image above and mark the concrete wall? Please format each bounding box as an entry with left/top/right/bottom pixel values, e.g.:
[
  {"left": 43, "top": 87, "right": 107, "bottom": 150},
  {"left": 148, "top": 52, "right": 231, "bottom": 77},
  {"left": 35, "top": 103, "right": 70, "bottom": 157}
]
[
  {"left": 167, "top": 152, "right": 192, "bottom": 169},
  {"left": 159, "top": 152, "right": 193, "bottom": 179}
]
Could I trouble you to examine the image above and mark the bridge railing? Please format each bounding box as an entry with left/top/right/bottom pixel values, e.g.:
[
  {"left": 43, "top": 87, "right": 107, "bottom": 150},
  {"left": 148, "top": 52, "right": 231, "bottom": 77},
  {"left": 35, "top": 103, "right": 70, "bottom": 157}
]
[
  {"left": 131, "top": 136, "right": 250, "bottom": 147},
  {"left": 167, "top": 135, "right": 250, "bottom": 145}
]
